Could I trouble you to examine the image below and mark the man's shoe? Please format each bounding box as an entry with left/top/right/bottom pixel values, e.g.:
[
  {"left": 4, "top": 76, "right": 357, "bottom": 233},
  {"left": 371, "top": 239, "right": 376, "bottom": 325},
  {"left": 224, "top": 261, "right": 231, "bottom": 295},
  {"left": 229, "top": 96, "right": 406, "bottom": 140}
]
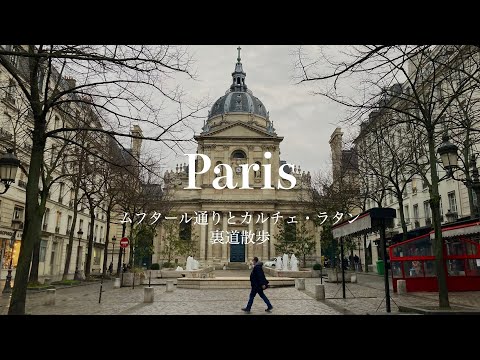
[
  {"left": 241, "top": 307, "right": 251, "bottom": 312},
  {"left": 265, "top": 307, "right": 273, "bottom": 312}
]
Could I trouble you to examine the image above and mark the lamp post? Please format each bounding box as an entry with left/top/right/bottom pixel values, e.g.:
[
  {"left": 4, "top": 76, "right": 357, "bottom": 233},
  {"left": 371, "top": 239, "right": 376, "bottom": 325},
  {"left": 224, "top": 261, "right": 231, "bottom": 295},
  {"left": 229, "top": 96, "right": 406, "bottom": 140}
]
[
  {"left": 0, "top": 149, "right": 20, "bottom": 195},
  {"left": 111, "top": 236, "right": 116, "bottom": 263},
  {"left": 2, "top": 219, "right": 22, "bottom": 293},
  {"left": 74, "top": 229, "right": 84, "bottom": 281},
  {"left": 437, "top": 132, "right": 480, "bottom": 218}
]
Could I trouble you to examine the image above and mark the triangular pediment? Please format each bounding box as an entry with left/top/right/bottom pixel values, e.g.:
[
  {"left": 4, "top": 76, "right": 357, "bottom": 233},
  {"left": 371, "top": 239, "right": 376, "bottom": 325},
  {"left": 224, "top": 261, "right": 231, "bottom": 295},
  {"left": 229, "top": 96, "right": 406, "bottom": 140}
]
[{"left": 201, "top": 122, "right": 275, "bottom": 138}]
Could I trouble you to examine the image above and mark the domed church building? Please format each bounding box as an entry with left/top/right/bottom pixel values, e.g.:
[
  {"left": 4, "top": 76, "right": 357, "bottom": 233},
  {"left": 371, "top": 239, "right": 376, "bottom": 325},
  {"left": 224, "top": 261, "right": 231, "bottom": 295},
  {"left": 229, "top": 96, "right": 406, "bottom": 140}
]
[{"left": 152, "top": 48, "right": 319, "bottom": 268}]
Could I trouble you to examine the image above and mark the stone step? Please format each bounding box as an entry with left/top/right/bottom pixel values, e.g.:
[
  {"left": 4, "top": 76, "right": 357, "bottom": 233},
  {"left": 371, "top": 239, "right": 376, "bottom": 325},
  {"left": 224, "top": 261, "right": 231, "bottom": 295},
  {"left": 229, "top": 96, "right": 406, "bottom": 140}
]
[
  {"left": 227, "top": 262, "right": 249, "bottom": 270},
  {"left": 177, "top": 276, "right": 294, "bottom": 289}
]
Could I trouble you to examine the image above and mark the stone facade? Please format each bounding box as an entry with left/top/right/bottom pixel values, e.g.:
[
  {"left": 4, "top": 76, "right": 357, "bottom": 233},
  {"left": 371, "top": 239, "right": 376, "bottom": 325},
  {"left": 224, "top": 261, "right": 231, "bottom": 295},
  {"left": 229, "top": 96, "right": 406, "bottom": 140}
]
[{"left": 152, "top": 51, "right": 319, "bottom": 268}]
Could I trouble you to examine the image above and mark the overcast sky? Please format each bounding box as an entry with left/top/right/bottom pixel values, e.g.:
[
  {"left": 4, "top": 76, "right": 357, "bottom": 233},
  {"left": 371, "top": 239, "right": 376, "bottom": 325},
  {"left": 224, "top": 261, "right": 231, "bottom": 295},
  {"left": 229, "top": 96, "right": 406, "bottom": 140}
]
[{"left": 160, "top": 45, "right": 349, "bottom": 176}]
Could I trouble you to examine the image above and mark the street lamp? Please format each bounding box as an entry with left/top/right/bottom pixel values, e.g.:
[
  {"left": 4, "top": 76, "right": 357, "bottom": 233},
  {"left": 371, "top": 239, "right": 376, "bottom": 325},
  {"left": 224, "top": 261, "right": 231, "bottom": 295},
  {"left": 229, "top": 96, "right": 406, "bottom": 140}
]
[
  {"left": 2, "top": 219, "right": 22, "bottom": 293},
  {"left": 437, "top": 132, "right": 480, "bottom": 218},
  {"left": 111, "top": 236, "right": 116, "bottom": 263},
  {"left": 74, "top": 229, "right": 84, "bottom": 281},
  {"left": 0, "top": 149, "right": 20, "bottom": 195}
]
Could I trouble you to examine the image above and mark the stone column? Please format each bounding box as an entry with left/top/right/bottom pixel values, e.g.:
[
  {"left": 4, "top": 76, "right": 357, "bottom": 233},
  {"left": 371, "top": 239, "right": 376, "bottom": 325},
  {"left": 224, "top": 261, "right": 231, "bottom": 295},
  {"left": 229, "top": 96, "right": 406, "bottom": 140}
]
[
  {"left": 199, "top": 221, "right": 206, "bottom": 261},
  {"left": 207, "top": 213, "right": 213, "bottom": 265},
  {"left": 269, "top": 215, "right": 275, "bottom": 259},
  {"left": 222, "top": 212, "right": 228, "bottom": 263},
  {"left": 248, "top": 213, "right": 254, "bottom": 261},
  {"left": 262, "top": 217, "right": 269, "bottom": 261},
  {"left": 315, "top": 226, "right": 321, "bottom": 263}
]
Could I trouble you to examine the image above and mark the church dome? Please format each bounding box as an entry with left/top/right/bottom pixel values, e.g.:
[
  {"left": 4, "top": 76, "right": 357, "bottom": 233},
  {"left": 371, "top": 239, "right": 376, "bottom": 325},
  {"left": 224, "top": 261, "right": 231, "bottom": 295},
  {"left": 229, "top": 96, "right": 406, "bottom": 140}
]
[
  {"left": 209, "top": 91, "right": 268, "bottom": 119},
  {"left": 208, "top": 46, "right": 268, "bottom": 120}
]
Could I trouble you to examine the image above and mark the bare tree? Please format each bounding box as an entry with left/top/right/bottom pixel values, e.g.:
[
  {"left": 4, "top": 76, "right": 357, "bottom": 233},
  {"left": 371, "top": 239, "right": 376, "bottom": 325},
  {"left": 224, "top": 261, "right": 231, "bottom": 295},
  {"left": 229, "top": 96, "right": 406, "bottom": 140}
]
[
  {"left": 0, "top": 45, "right": 207, "bottom": 315},
  {"left": 295, "top": 45, "right": 480, "bottom": 308}
]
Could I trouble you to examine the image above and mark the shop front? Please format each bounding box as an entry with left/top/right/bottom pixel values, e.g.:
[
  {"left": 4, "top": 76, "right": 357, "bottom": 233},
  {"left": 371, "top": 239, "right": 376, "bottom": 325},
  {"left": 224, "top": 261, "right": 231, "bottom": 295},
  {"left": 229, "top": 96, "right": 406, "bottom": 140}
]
[
  {"left": 0, "top": 227, "right": 22, "bottom": 280},
  {"left": 390, "top": 220, "right": 480, "bottom": 292}
]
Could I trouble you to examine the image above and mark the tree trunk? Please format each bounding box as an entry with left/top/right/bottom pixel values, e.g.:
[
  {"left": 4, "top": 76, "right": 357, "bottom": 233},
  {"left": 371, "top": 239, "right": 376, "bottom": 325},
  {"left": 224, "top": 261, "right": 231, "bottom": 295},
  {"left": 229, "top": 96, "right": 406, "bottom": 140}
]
[
  {"left": 428, "top": 134, "right": 450, "bottom": 308},
  {"left": 397, "top": 196, "right": 408, "bottom": 241},
  {"left": 129, "top": 221, "right": 134, "bottom": 265},
  {"left": 84, "top": 208, "right": 95, "bottom": 278},
  {"left": 62, "top": 159, "right": 83, "bottom": 280},
  {"left": 28, "top": 194, "right": 47, "bottom": 283},
  {"left": 463, "top": 135, "right": 476, "bottom": 217},
  {"left": 116, "top": 222, "right": 126, "bottom": 276},
  {"left": 363, "top": 233, "right": 368, "bottom": 272},
  {"left": 102, "top": 209, "right": 111, "bottom": 276},
  {"left": 9, "top": 119, "right": 46, "bottom": 315},
  {"left": 28, "top": 241, "right": 41, "bottom": 283}
]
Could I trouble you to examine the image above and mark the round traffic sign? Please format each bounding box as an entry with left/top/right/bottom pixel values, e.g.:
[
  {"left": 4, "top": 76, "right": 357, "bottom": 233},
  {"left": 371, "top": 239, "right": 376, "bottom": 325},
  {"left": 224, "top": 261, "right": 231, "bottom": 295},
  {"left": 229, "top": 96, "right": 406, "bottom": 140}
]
[{"left": 120, "top": 237, "right": 129, "bottom": 248}]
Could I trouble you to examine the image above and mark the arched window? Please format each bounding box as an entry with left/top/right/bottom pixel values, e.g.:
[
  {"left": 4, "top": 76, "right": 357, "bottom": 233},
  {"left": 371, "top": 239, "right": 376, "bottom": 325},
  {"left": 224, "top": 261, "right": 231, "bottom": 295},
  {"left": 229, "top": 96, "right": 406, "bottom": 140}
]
[
  {"left": 254, "top": 161, "right": 262, "bottom": 178},
  {"left": 231, "top": 150, "right": 246, "bottom": 159}
]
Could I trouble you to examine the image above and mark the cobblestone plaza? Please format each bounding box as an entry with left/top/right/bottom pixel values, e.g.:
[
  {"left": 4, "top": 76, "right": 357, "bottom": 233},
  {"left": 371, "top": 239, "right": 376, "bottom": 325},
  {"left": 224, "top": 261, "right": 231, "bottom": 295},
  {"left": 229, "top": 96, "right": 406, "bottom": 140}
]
[{"left": 2, "top": 271, "right": 480, "bottom": 315}]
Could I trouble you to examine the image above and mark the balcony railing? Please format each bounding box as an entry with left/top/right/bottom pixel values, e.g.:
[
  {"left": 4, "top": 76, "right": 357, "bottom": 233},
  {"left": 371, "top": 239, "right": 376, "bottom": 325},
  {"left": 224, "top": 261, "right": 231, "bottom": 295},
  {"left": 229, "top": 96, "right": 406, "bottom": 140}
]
[
  {"left": 42, "top": 223, "right": 48, "bottom": 231},
  {"left": 55, "top": 226, "right": 60, "bottom": 234},
  {"left": 18, "top": 179, "right": 27, "bottom": 189},
  {"left": 414, "top": 220, "right": 420, "bottom": 228}
]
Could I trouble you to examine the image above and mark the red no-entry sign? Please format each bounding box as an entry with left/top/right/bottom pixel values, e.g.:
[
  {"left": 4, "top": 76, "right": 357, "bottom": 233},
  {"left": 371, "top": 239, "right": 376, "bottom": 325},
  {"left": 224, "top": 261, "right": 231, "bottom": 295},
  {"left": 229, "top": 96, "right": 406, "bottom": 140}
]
[{"left": 120, "top": 237, "right": 129, "bottom": 248}]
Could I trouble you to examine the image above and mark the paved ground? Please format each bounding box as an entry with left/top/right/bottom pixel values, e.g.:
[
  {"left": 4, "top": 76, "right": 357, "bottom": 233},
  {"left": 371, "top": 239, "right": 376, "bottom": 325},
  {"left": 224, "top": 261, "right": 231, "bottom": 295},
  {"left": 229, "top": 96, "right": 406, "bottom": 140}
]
[{"left": 1, "top": 270, "right": 480, "bottom": 315}]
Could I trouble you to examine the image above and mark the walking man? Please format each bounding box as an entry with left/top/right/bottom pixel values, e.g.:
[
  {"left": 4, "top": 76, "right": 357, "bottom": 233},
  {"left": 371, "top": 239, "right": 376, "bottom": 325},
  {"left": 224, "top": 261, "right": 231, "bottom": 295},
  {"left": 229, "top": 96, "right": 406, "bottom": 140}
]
[{"left": 242, "top": 257, "right": 273, "bottom": 313}]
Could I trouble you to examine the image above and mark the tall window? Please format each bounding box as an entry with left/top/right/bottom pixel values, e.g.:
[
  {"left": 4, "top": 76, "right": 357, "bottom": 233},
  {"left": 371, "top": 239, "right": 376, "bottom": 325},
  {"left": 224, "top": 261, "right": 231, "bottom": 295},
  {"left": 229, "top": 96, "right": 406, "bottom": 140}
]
[
  {"left": 94, "top": 224, "right": 98, "bottom": 241},
  {"left": 100, "top": 226, "right": 103, "bottom": 243},
  {"left": 404, "top": 205, "right": 410, "bottom": 223},
  {"left": 55, "top": 211, "right": 62, "bottom": 233},
  {"left": 423, "top": 201, "right": 431, "bottom": 226},
  {"left": 39, "top": 240, "right": 48, "bottom": 262},
  {"left": 448, "top": 191, "right": 458, "bottom": 213},
  {"left": 43, "top": 208, "right": 50, "bottom": 231},
  {"left": 54, "top": 116, "right": 61, "bottom": 130},
  {"left": 50, "top": 242, "right": 57, "bottom": 267},
  {"left": 67, "top": 216, "right": 72, "bottom": 235},
  {"left": 439, "top": 196, "right": 444, "bottom": 220},
  {"left": 79, "top": 219, "right": 84, "bottom": 232},
  {"left": 58, "top": 183, "right": 64, "bottom": 204},
  {"left": 413, "top": 204, "right": 419, "bottom": 224},
  {"left": 13, "top": 206, "right": 24, "bottom": 222}
]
